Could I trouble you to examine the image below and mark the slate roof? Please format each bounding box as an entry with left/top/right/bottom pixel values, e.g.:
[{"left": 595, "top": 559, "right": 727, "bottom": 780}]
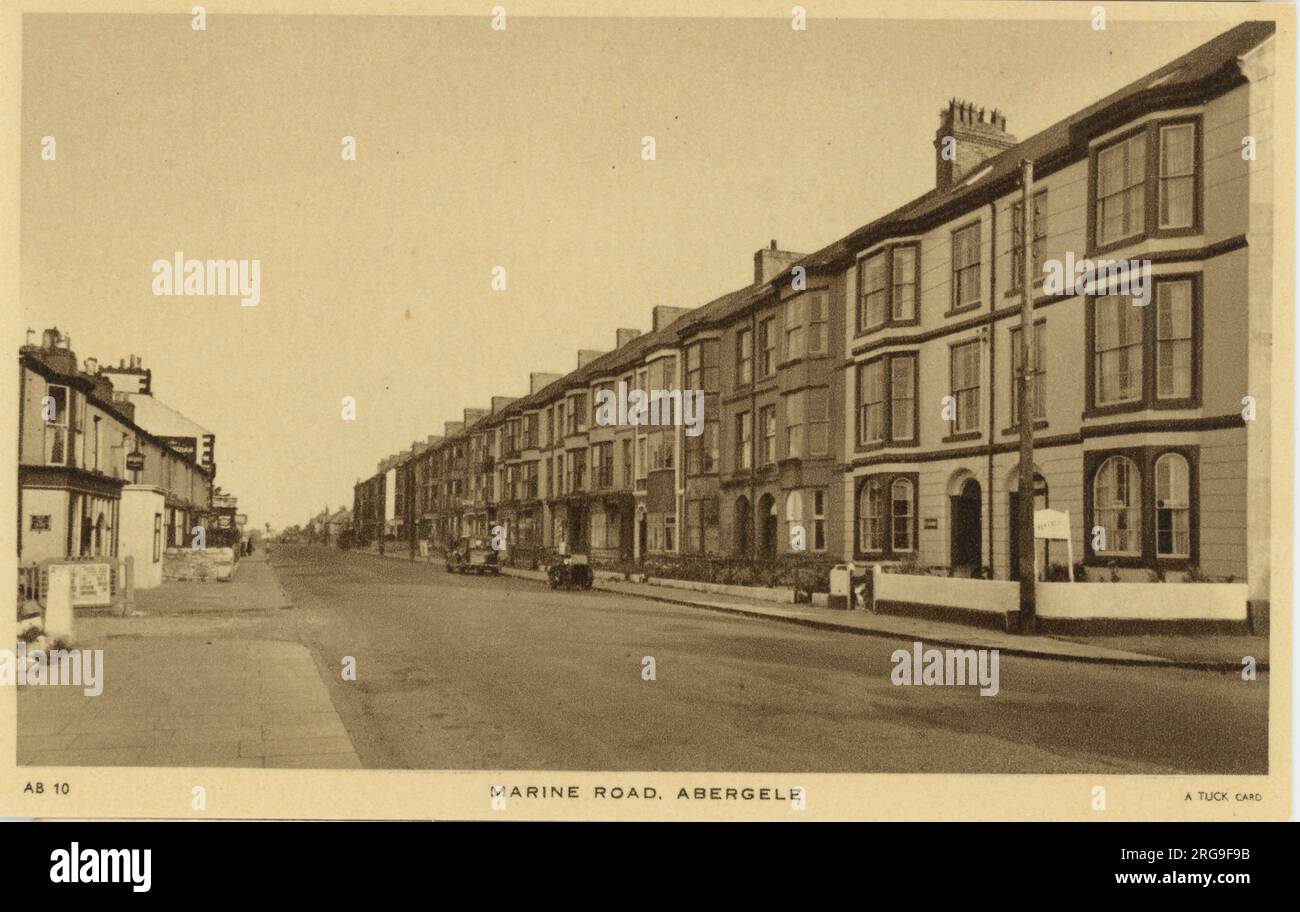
[{"left": 375, "top": 21, "right": 1275, "bottom": 472}]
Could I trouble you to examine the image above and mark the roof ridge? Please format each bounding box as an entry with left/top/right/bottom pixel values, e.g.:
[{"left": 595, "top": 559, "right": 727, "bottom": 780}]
[{"left": 786, "top": 20, "right": 1275, "bottom": 274}]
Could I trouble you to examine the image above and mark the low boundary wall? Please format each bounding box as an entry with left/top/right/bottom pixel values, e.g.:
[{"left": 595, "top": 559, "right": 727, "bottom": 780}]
[{"left": 869, "top": 566, "right": 1251, "bottom": 633}]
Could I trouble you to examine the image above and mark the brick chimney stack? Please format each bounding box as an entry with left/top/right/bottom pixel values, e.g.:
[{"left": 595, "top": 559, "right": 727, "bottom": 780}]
[
  {"left": 934, "top": 99, "right": 1017, "bottom": 192},
  {"left": 651, "top": 306, "right": 690, "bottom": 332},
  {"left": 753, "top": 240, "right": 805, "bottom": 285},
  {"left": 529, "top": 372, "right": 562, "bottom": 394}
]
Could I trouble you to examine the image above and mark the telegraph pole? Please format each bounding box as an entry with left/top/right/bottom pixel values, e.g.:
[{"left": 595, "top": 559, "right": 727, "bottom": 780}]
[{"left": 1017, "top": 159, "right": 1037, "bottom": 631}]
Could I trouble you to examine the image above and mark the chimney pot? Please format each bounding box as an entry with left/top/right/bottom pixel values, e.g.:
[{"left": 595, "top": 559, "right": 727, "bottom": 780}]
[
  {"left": 935, "top": 99, "right": 1016, "bottom": 192},
  {"left": 752, "top": 244, "right": 807, "bottom": 286}
]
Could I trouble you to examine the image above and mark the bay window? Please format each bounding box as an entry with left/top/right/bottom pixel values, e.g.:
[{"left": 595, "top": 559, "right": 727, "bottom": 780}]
[
  {"left": 1155, "top": 452, "right": 1190, "bottom": 558},
  {"left": 1093, "top": 455, "right": 1140, "bottom": 556},
  {"left": 1088, "top": 276, "right": 1198, "bottom": 412},
  {"left": 785, "top": 392, "right": 804, "bottom": 459},
  {"left": 1156, "top": 280, "right": 1193, "bottom": 399},
  {"left": 1158, "top": 123, "right": 1196, "bottom": 229},
  {"left": 857, "top": 353, "right": 916, "bottom": 447},
  {"left": 857, "top": 473, "right": 917, "bottom": 558},
  {"left": 1095, "top": 133, "right": 1146, "bottom": 246},
  {"left": 1090, "top": 118, "right": 1201, "bottom": 251},
  {"left": 857, "top": 243, "right": 920, "bottom": 333},
  {"left": 1086, "top": 448, "right": 1198, "bottom": 567},
  {"left": 1094, "top": 295, "right": 1144, "bottom": 405},
  {"left": 858, "top": 360, "right": 885, "bottom": 446}
]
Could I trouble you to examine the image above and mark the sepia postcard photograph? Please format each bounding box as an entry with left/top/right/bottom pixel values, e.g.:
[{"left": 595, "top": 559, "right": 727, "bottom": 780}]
[{"left": 0, "top": 0, "right": 1294, "bottom": 832}]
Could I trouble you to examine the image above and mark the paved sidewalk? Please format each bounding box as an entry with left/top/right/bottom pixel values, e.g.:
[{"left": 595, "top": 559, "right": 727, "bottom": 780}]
[
  {"left": 132, "top": 549, "right": 292, "bottom": 615},
  {"left": 594, "top": 578, "right": 1267, "bottom": 670},
  {"left": 17, "top": 551, "right": 360, "bottom": 769},
  {"left": 1067, "top": 633, "right": 1268, "bottom": 667},
  {"left": 351, "top": 546, "right": 1267, "bottom": 670}
]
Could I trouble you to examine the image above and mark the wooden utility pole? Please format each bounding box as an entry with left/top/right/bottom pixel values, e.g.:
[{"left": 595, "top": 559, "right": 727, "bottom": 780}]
[{"left": 1017, "top": 159, "right": 1038, "bottom": 631}]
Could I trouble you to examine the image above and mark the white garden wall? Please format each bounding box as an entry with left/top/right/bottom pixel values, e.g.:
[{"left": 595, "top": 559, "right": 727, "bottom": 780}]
[
  {"left": 871, "top": 566, "right": 1019, "bottom": 615},
  {"left": 871, "top": 567, "right": 1248, "bottom": 623},
  {"left": 1035, "top": 582, "right": 1248, "bottom": 621}
]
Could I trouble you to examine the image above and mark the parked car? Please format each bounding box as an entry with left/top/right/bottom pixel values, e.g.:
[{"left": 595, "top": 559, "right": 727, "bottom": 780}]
[
  {"left": 547, "top": 551, "right": 593, "bottom": 591},
  {"left": 446, "top": 537, "right": 500, "bottom": 575}
]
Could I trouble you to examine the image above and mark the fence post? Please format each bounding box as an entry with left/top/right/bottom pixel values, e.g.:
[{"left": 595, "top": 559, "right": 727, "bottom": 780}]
[
  {"left": 122, "top": 555, "right": 135, "bottom": 616},
  {"left": 44, "top": 564, "right": 75, "bottom": 641}
]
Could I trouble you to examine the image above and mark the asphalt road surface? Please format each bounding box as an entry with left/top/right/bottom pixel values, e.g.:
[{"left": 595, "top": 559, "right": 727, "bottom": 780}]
[{"left": 269, "top": 545, "right": 1267, "bottom": 774}]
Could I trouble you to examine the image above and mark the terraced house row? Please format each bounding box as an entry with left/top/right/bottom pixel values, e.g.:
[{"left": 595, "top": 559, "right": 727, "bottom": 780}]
[
  {"left": 18, "top": 328, "right": 225, "bottom": 590},
  {"left": 354, "top": 22, "right": 1275, "bottom": 612}
]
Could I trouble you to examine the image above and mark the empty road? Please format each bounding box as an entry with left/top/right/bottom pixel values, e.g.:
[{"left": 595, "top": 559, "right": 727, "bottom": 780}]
[{"left": 264, "top": 545, "right": 1267, "bottom": 774}]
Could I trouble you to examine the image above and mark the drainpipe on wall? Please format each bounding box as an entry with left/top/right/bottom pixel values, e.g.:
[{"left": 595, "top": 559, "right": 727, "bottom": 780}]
[
  {"left": 675, "top": 353, "right": 684, "bottom": 557},
  {"left": 987, "top": 200, "right": 997, "bottom": 580},
  {"left": 1016, "top": 159, "right": 1039, "bottom": 631},
  {"left": 17, "top": 363, "right": 25, "bottom": 559},
  {"left": 749, "top": 299, "right": 759, "bottom": 560}
]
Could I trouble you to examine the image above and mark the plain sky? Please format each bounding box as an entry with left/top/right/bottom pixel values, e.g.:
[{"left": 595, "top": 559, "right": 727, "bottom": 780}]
[{"left": 19, "top": 12, "right": 1236, "bottom": 530}]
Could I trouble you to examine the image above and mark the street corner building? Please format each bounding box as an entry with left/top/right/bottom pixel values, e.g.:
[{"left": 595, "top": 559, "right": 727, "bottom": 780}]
[
  {"left": 17, "top": 327, "right": 241, "bottom": 592},
  {"left": 353, "top": 22, "right": 1275, "bottom": 624}
]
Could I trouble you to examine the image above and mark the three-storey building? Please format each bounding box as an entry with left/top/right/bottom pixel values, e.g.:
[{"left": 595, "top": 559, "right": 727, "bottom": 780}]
[{"left": 350, "top": 22, "right": 1274, "bottom": 613}]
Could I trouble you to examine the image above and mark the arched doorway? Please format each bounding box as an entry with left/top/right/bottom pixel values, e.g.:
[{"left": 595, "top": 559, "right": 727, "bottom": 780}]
[
  {"left": 1008, "top": 471, "right": 1049, "bottom": 581},
  {"left": 757, "top": 493, "right": 777, "bottom": 559},
  {"left": 734, "top": 496, "right": 752, "bottom": 556},
  {"left": 950, "top": 478, "right": 982, "bottom": 573}
]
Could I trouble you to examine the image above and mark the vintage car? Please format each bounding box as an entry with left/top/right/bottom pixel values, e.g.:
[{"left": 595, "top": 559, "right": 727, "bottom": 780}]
[
  {"left": 445, "top": 537, "right": 500, "bottom": 575},
  {"left": 546, "top": 551, "right": 593, "bottom": 591}
]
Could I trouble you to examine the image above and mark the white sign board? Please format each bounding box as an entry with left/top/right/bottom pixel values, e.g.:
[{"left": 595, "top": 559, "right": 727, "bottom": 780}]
[
  {"left": 1032, "top": 509, "right": 1073, "bottom": 581},
  {"left": 69, "top": 562, "right": 113, "bottom": 607},
  {"left": 1034, "top": 509, "right": 1071, "bottom": 541}
]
